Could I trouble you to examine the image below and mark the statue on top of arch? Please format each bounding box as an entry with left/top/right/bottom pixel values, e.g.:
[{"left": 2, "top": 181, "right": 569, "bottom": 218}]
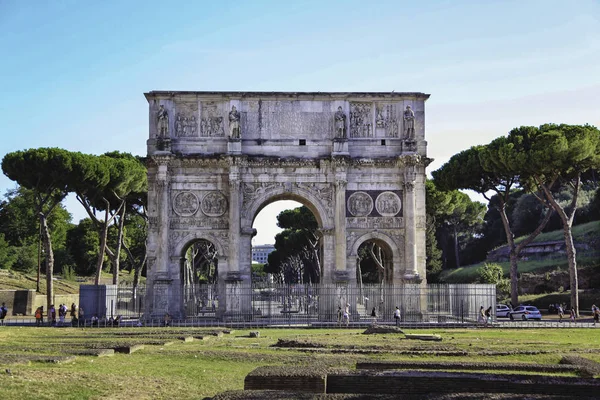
[
  {"left": 334, "top": 106, "right": 347, "bottom": 139},
  {"left": 228, "top": 106, "right": 241, "bottom": 140}
]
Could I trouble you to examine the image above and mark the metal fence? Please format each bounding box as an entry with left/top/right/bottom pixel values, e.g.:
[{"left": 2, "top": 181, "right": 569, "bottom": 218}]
[{"left": 83, "top": 283, "right": 496, "bottom": 327}]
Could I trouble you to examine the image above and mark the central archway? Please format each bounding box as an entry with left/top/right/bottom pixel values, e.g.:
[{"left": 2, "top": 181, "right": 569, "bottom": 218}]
[
  {"left": 248, "top": 194, "right": 325, "bottom": 284},
  {"left": 239, "top": 183, "right": 335, "bottom": 284}
]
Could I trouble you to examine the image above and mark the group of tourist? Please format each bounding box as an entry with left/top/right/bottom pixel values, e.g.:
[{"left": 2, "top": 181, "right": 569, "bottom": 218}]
[
  {"left": 33, "top": 303, "right": 86, "bottom": 327},
  {"left": 337, "top": 304, "right": 351, "bottom": 326},
  {"left": 556, "top": 304, "right": 575, "bottom": 322},
  {"left": 337, "top": 303, "right": 403, "bottom": 326},
  {"left": 479, "top": 306, "right": 493, "bottom": 325}
]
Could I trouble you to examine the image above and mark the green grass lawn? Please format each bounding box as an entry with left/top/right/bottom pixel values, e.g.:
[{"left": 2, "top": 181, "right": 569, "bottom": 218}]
[{"left": 0, "top": 326, "right": 598, "bottom": 399}]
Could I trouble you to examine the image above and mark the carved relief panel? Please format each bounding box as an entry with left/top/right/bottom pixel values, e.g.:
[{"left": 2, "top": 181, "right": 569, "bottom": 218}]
[
  {"left": 375, "top": 104, "right": 399, "bottom": 138},
  {"left": 241, "top": 182, "right": 282, "bottom": 218},
  {"left": 174, "top": 102, "right": 199, "bottom": 137},
  {"left": 200, "top": 102, "right": 225, "bottom": 137},
  {"left": 347, "top": 191, "right": 373, "bottom": 217},
  {"left": 349, "top": 102, "right": 373, "bottom": 138},
  {"left": 375, "top": 191, "right": 402, "bottom": 216},
  {"left": 173, "top": 191, "right": 200, "bottom": 217},
  {"left": 201, "top": 191, "right": 228, "bottom": 217},
  {"left": 345, "top": 190, "right": 402, "bottom": 218},
  {"left": 170, "top": 190, "right": 229, "bottom": 230}
]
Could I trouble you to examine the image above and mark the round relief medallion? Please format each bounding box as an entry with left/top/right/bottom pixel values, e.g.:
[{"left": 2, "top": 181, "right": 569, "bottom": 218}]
[
  {"left": 347, "top": 191, "right": 373, "bottom": 217},
  {"left": 375, "top": 191, "right": 401, "bottom": 217},
  {"left": 173, "top": 191, "right": 199, "bottom": 217},
  {"left": 201, "top": 191, "right": 228, "bottom": 217}
]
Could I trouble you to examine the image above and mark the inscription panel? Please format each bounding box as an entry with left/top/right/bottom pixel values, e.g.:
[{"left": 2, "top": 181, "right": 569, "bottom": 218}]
[{"left": 241, "top": 100, "right": 333, "bottom": 139}]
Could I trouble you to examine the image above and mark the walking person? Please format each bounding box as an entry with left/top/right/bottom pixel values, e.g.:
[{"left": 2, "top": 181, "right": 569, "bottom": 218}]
[
  {"left": 558, "top": 304, "right": 564, "bottom": 322},
  {"left": 478, "top": 306, "right": 485, "bottom": 324},
  {"left": 485, "top": 306, "right": 492, "bottom": 326},
  {"left": 343, "top": 303, "right": 350, "bottom": 326},
  {"left": 336, "top": 306, "right": 342, "bottom": 326},
  {"left": 70, "top": 303, "right": 78, "bottom": 327},
  {"left": 58, "top": 304, "right": 66, "bottom": 326},
  {"left": 592, "top": 305, "right": 599, "bottom": 326},
  {"left": 0, "top": 302, "right": 8, "bottom": 326},
  {"left": 49, "top": 305, "right": 56, "bottom": 327},
  {"left": 35, "top": 306, "right": 44, "bottom": 326},
  {"left": 394, "top": 306, "right": 401, "bottom": 326}
]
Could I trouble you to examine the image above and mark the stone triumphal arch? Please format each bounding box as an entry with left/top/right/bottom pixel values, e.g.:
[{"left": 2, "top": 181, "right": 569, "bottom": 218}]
[{"left": 145, "top": 91, "right": 431, "bottom": 318}]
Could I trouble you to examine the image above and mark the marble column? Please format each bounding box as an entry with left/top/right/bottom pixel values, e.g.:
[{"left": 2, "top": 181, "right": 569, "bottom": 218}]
[
  {"left": 156, "top": 161, "right": 171, "bottom": 277},
  {"left": 403, "top": 170, "right": 419, "bottom": 280},
  {"left": 333, "top": 177, "right": 348, "bottom": 283},
  {"left": 147, "top": 157, "right": 173, "bottom": 318},
  {"left": 227, "top": 167, "right": 241, "bottom": 280},
  {"left": 320, "top": 229, "right": 335, "bottom": 284}
]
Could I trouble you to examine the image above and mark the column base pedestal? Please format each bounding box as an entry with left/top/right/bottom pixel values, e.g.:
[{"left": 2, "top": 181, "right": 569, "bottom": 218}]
[
  {"left": 332, "top": 139, "right": 349, "bottom": 155},
  {"left": 402, "top": 273, "right": 423, "bottom": 284},
  {"left": 228, "top": 139, "right": 242, "bottom": 154}
]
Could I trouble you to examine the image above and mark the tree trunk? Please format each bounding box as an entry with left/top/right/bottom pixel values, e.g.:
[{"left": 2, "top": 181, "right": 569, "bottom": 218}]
[
  {"left": 496, "top": 203, "right": 518, "bottom": 307},
  {"left": 94, "top": 214, "right": 109, "bottom": 285},
  {"left": 508, "top": 251, "right": 518, "bottom": 307},
  {"left": 132, "top": 255, "right": 146, "bottom": 290},
  {"left": 563, "top": 222, "right": 579, "bottom": 315},
  {"left": 112, "top": 204, "right": 126, "bottom": 285},
  {"left": 538, "top": 176, "right": 580, "bottom": 316},
  {"left": 356, "top": 257, "right": 363, "bottom": 301},
  {"left": 39, "top": 213, "right": 54, "bottom": 313},
  {"left": 453, "top": 224, "right": 460, "bottom": 268},
  {"left": 37, "top": 221, "right": 42, "bottom": 293}
]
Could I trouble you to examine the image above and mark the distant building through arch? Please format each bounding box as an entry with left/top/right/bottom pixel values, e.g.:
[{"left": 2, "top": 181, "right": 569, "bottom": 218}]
[{"left": 252, "top": 244, "right": 275, "bottom": 264}]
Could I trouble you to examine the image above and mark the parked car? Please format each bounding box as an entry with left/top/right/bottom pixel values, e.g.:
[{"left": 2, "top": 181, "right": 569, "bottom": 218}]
[
  {"left": 509, "top": 305, "right": 542, "bottom": 321},
  {"left": 496, "top": 304, "right": 512, "bottom": 318}
]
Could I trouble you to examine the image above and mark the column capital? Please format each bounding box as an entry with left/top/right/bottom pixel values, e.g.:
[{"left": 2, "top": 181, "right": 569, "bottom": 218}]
[
  {"left": 319, "top": 227, "right": 336, "bottom": 236},
  {"left": 241, "top": 227, "right": 256, "bottom": 236},
  {"left": 335, "top": 179, "right": 347, "bottom": 189}
]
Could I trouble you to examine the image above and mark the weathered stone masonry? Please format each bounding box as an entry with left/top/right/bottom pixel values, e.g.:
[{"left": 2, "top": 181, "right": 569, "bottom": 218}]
[{"left": 145, "top": 91, "right": 431, "bottom": 318}]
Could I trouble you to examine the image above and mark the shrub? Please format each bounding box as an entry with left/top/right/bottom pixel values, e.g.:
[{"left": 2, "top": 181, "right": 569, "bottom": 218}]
[{"left": 478, "top": 263, "right": 510, "bottom": 299}]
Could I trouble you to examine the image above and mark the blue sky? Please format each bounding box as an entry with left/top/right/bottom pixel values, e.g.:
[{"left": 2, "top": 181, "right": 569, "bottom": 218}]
[{"left": 1, "top": 0, "right": 599, "bottom": 245}]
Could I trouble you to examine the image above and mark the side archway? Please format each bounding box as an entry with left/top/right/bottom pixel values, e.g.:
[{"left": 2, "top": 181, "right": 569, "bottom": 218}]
[
  {"left": 173, "top": 232, "right": 227, "bottom": 259},
  {"left": 174, "top": 233, "right": 227, "bottom": 318},
  {"left": 349, "top": 231, "right": 402, "bottom": 284}
]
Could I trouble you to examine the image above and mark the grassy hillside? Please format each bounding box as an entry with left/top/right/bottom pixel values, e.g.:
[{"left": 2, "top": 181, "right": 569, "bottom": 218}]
[
  {"left": 440, "top": 221, "right": 600, "bottom": 284},
  {"left": 0, "top": 269, "right": 144, "bottom": 293}
]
